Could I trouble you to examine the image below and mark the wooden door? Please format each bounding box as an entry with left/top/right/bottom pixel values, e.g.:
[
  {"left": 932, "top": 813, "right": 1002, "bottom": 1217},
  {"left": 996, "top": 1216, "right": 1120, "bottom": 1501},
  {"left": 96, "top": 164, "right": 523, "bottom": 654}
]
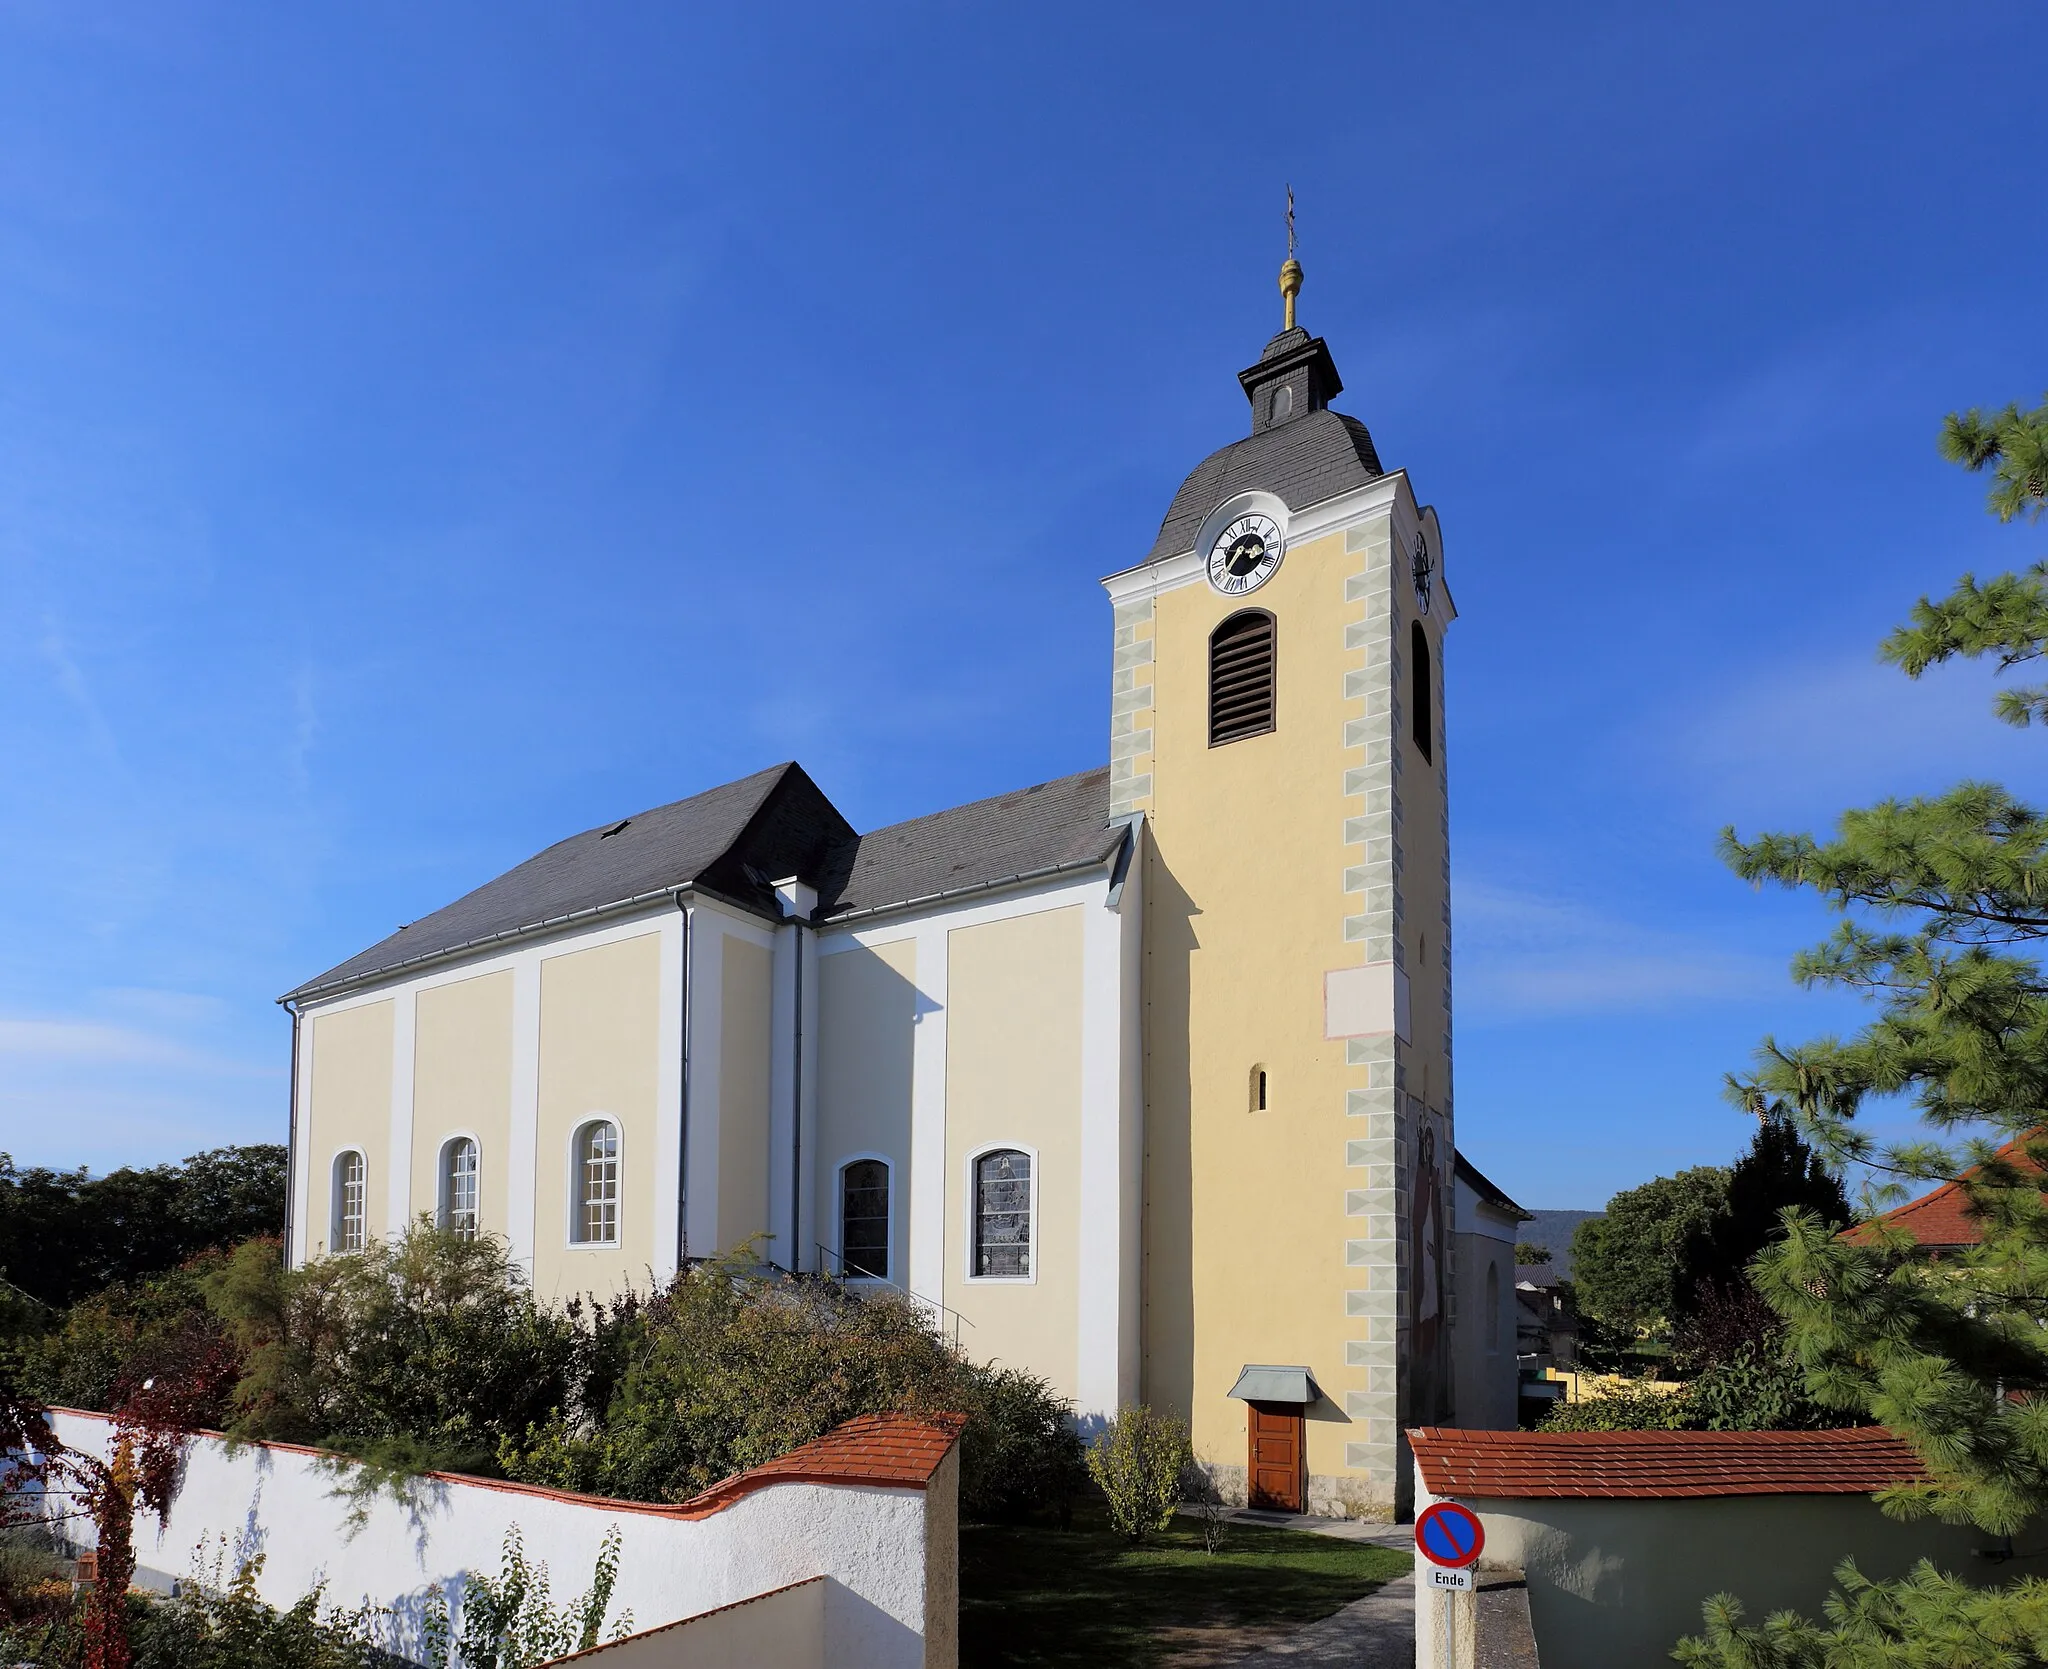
[{"left": 1246, "top": 1401, "right": 1304, "bottom": 1512}]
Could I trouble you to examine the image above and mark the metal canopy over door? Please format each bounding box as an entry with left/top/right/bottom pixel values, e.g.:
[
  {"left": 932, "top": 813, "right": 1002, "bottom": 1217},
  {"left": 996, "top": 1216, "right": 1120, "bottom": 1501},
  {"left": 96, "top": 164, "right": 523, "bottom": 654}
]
[{"left": 1246, "top": 1401, "right": 1305, "bottom": 1512}]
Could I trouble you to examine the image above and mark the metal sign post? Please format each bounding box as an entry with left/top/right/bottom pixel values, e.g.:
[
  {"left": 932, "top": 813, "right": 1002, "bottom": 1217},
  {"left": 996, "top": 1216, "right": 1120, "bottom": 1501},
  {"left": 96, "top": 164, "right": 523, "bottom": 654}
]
[{"left": 1415, "top": 1502, "right": 1485, "bottom": 1669}]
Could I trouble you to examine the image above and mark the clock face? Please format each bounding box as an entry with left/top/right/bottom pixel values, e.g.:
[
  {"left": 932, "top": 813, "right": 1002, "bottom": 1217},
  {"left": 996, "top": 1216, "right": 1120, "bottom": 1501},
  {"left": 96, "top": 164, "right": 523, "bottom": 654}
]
[
  {"left": 1206, "top": 513, "right": 1284, "bottom": 596},
  {"left": 1411, "top": 531, "right": 1435, "bottom": 614}
]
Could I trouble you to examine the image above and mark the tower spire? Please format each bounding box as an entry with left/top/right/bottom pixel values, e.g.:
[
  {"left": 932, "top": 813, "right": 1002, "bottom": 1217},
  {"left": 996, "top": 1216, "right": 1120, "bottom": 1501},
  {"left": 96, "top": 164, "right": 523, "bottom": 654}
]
[{"left": 1279, "top": 184, "right": 1303, "bottom": 331}]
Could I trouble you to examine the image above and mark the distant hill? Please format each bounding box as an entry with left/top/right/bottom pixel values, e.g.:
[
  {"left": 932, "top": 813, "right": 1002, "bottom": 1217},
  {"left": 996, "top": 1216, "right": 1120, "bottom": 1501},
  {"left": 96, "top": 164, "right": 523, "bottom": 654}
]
[{"left": 1515, "top": 1209, "right": 1602, "bottom": 1280}]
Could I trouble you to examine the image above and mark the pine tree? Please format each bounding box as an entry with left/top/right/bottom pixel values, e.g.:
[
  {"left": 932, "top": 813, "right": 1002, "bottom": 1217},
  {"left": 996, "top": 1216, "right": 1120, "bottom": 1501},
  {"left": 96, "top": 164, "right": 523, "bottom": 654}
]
[
  {"left": 1676, "top": 399, "right": 2048, "bottom": 1665},
  {"left": 1881, "top": 394, "right": 2048, "bottom": 726}
]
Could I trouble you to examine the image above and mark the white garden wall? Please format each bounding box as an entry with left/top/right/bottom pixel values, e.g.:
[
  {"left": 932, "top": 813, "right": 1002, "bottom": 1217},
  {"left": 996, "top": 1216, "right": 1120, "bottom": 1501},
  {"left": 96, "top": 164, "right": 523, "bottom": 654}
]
[
  {"left": 42, "top": 1410, "right": 958, "bottom": 1669},
  {"left": 551, "top": 1579, "right": 825, "bottom": 1669}
]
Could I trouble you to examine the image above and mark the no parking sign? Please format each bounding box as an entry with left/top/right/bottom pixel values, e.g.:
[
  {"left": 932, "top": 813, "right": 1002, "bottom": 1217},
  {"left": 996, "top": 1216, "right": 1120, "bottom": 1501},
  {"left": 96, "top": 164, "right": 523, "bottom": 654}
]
[{"left": 1415, "top": 1500, "right": 1484, "bottom": 1593}]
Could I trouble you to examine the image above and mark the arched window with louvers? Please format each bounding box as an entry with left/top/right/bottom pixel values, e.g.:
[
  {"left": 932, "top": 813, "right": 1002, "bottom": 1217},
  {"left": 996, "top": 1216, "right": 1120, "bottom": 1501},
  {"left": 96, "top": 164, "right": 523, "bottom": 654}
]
[{"left": 1209, "top": 609, "right": 1277, "bottom": 746}]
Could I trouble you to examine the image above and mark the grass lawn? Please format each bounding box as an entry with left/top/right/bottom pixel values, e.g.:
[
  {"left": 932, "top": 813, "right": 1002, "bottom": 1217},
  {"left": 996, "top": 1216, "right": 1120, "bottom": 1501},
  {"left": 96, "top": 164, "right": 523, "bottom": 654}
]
[{"left": 958, "top": 1503, "right": 1411, "bottom": 1669}]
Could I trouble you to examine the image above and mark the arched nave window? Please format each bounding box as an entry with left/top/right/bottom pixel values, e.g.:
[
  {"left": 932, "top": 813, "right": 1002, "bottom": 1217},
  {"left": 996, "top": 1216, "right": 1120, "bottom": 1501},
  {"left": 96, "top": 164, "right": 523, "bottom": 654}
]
[
  {"left": 331, "top": 1150, "right": 367, "bottom": 1254},
  {"left": 839, "top": 1159, "right": 891, "bottom": 1281},
  {"left": 972, "top": 1148, "right": 1033, "bottom": 1280},
  {"left": 440, "top": 1136, "right": 480, "bottom": 1239},
  {"left": 571, "top": 1119, "right": 620, "bottom": 1246}
]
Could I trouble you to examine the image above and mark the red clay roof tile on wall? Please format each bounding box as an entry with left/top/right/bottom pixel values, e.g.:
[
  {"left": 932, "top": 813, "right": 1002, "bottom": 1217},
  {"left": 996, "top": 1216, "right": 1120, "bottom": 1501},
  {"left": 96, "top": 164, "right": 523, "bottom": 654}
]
[
  {"left": 1407, "top": 1426, "right": 1926, "bottom": 1500},
  {"left": 676, "top": 1412, "right": 969, "bottom": 1518}
]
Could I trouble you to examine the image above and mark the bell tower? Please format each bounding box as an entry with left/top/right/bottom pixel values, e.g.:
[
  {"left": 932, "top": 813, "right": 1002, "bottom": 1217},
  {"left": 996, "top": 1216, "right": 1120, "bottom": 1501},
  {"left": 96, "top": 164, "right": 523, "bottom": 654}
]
[{"left": 1107, "top": 241, "right": 1455, "bottom": 1519}]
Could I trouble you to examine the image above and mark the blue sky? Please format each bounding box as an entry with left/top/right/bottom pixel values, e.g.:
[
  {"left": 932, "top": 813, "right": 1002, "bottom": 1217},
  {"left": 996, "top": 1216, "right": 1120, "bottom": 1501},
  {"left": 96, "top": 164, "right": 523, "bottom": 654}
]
[{"left": 1, "top": 3, "right": 2042, "bottom": 1208}]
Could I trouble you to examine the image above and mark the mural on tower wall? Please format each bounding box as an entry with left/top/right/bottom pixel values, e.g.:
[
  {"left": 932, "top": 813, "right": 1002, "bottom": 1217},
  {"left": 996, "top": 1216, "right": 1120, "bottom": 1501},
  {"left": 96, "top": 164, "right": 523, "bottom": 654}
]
[{"left": 1409, "top": 1112, "right": 1452, "bottom": 1426}]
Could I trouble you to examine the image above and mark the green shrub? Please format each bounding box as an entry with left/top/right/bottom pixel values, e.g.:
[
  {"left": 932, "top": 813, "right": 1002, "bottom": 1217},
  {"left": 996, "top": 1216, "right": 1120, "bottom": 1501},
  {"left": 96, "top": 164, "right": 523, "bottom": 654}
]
[
  {"left": 1537, "top": 1384, "right": 1694, "bottom": 1432},
  {"left": 20, "top": 1226, "right": 1084, "bottom": 1530},
  {"left": 8, "top": 1251, "right": 239, "bottom": 1423},
  {"left": 496, "top": 1249, "right": 1082, "bottom": 1523},
  {"left": 955, "top": 1364, "right": 1086, "bottom": 1524},
  {"left": 0, "top": 1549, "right": 387, "bottom": 1669},
  {"left": 1689, "top": 1341, "right": 1838, "bottom": 1432},
  {"left": 443, "top": 1523, "right": 632, "bottom": 1669},
  {"left": 206, "top": 1222, "right": 584, "bottom": 1477},
  {"left": 506, "top": 1253, "right": 959, "bottom": 1503},
  {"left": 1086, "top": 1405, "right": 1191, "bottom": 1542}
]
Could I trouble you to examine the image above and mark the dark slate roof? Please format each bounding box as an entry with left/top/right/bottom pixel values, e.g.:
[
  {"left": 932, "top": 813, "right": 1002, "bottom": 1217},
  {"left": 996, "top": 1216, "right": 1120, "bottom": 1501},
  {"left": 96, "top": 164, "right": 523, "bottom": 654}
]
[
  {"left": 284, "top": 763, "right": 1123, "bottom": 1001},
  {"left": 1454, "top": 1150, "right": 1531, "bottom": 1222},
  {"left": 817, "top": 766, "right": 1119, "bottom": 921},
  {"left": 1144, "top": 408, "right": 1384, "bottom": 563},
  {"left": 283, "top": 763, "right": 856, "bottom": 1002}
]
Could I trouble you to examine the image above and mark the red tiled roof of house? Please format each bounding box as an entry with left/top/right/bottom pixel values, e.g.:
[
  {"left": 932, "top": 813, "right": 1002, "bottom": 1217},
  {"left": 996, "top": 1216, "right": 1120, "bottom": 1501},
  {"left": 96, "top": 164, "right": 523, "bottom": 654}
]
[
  {"left": 676, "top": 1412, "right": 968, "bottom": 1517},
  {"left": 1407, "top": 1425, "right": 1926, "bottom": 1500},
  {"left": 1840, "top": 1136, "right": 2043, "bottom": 1249}
]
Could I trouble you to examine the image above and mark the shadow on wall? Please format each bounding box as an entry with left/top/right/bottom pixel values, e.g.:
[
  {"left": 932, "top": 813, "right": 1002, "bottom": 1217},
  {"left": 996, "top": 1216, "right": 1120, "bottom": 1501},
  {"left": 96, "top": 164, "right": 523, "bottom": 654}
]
[
  {"left": 1139, "top": 853, "right": 1201, "bottom": 1422},
  {"left": 534, "top": 1575, "right": 930, "bottom": 1669},
  {"left": 1509, "top": 1496, "right": 2034, "bottom": 1666}
]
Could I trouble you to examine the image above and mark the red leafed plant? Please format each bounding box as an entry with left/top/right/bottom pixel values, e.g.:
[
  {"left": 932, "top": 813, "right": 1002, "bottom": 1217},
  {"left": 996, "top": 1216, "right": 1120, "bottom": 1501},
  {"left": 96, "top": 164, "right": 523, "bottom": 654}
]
[{"left": 2, "top": 1321, "right": 238, "bottom": 1669}]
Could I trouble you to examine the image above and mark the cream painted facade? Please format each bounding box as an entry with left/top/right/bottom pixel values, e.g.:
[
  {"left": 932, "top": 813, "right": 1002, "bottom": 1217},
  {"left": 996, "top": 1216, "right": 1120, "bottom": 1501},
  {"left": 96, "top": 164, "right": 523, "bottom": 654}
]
[{"left": 283, "top": 280, "right": 1499, "bottom": 1514}]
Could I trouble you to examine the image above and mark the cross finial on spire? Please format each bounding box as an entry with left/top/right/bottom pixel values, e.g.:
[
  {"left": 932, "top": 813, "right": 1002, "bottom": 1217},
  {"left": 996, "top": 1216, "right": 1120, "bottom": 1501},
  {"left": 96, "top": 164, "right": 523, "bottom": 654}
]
[{"left": 1278, "top": 184, "right": 1303, "bottom": 331}]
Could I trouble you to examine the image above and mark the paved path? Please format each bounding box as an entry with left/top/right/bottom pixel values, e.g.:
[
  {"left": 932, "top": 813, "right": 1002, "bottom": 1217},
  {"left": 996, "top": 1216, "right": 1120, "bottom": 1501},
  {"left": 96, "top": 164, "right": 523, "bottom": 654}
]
[
  {"left": 1212, "top": 1505, "right": 1414, "bottom": 1549},
  {"left": 1223, "top": 1573, "right": 1416, "bottom": 1668},
  {"left": 1187, "top": 1507, "right": 1417, "bottom": 1667}
]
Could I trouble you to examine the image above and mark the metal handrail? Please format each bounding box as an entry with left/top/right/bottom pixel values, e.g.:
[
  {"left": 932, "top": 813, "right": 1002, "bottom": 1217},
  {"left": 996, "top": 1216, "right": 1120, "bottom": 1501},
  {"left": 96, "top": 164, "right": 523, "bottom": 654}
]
[{"left": 814, "top": 1242, "right": 975, "bottom": 1343}]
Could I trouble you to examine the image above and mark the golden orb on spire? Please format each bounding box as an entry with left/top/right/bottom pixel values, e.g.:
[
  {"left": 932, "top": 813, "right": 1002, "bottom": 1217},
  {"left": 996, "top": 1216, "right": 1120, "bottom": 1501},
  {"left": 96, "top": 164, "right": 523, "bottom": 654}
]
[{"left": 1279, "top": 256, "right": 1303, "bottom": 331}]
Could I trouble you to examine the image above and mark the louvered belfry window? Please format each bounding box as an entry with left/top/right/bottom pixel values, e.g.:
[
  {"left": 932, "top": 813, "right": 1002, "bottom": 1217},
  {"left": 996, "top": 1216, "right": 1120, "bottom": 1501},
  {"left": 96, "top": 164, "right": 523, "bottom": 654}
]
[{"left": 1209, "top": 609, "right": 1277, "bottom": 746}]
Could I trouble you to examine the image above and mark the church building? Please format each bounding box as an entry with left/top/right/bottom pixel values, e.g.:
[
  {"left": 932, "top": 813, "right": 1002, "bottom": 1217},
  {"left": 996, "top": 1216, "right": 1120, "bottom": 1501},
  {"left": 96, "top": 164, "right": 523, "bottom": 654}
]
[{"left": 280, "top": 255, "right": 1501, "bottom": 1520}]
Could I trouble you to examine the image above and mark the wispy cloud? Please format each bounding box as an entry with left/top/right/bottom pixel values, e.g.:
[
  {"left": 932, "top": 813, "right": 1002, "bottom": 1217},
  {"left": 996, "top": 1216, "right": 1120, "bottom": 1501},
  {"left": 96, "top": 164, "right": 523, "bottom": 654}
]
[
  {"left": 0, "top": 1012, "right": 272, "bottom": 1076},
  {"left": 37, "top": 610, "right": 125, "bottom": 774},
  {"left": 1663, "top": 652, "right": 2043, "bottom": 828},
  {"left": 1456, "top": 879, "right": 1784, "bottom": 1021}
]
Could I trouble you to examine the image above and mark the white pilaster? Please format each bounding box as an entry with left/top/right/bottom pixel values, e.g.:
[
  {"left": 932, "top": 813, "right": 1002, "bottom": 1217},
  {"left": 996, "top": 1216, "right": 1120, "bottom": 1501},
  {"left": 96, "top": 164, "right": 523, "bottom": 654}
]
[
  {"left": 798, "top": 923, "right": 819, "bottom": 1275},
  {"left": 908, "top": 916, "right": 950, "bottom": 1308},
  {"left": 652, "top": 908, "right": 685, "bottom": 1284},
  {"left": 1078, "top": 862, "right": 1140, "bottom": 1422},
  {"left": 387, "top": 988, "right": 416, "bottom": 1234},
  {"left": 290, "top": 1015, "right": 314, "bottom": 1266},
  {"left": 507, "top": 955, "right": 542, "bottom": 1277},
  {"left": 767, "top": 920, "right": 800, "bottom": 1269},
  {"left": 685, "top": 920, "right": 726, "bottom": 1260}
]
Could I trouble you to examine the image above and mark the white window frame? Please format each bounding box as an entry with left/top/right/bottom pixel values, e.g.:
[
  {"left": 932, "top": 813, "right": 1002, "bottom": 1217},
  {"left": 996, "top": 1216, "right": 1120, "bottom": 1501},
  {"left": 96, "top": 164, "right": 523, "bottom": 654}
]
[
  {"left": 330, "top": 1147, "right": 368, "bottom": 1255},
  {"left": 567, "top": 1118, "right": 623, "bottom": 1249},
  {"left": 963, "top": 1141, "right": 1038, "bottom": 1286},
  {"left": 833, "top": 1153, "right": 895, "bottom": 1285},
  {"left": 438, "top": 1132, "right": 482, "bottom": 1238}
]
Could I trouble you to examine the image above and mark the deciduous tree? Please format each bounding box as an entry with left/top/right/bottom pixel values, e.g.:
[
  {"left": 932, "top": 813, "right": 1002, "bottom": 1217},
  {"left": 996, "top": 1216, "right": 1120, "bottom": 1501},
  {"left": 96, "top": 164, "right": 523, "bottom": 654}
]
[{"left": 1570, "top": 1168, "right": 1728, "bottom": 1334}]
